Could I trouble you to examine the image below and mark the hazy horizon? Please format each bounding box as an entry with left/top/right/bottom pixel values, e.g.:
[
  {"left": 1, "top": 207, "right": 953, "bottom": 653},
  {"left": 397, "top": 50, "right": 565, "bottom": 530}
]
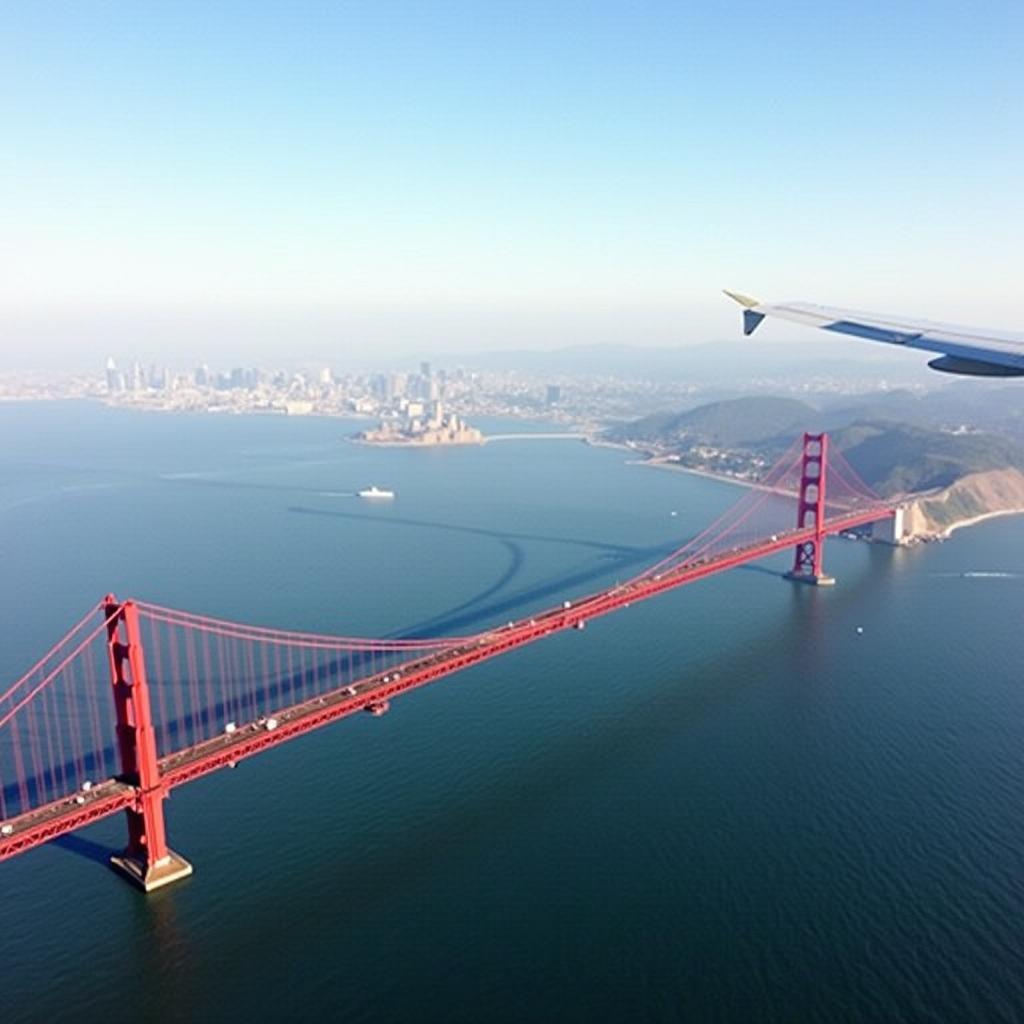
[{"left": 3, "top": 1, "right": 1021, "bottom": 371}]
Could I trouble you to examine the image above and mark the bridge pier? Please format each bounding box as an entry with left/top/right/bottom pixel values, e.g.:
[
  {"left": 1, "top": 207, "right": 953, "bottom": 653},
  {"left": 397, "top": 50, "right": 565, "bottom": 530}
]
[
  {"left": 104, "top": 596, "right": 192, "bottom": 892},
  {"left": 784, "top": 433, "right": 836, "bottom": 586},
  {"left": 873, "top": 505, "right": 908, "bottom": 545},
  {"left": 110, "top": 847, "right": 193, "bottom": 893}
]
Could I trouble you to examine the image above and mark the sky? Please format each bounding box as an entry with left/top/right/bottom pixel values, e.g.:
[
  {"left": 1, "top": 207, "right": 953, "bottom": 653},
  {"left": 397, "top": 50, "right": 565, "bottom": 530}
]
[{"left": 2, "top": 0, "right": 1022, "bottom": 369}]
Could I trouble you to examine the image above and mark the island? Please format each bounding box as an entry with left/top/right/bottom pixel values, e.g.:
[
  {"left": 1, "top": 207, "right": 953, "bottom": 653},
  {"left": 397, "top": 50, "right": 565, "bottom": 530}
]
[{"left": 356, "top": 400, "right": 483, "bottom": 447}]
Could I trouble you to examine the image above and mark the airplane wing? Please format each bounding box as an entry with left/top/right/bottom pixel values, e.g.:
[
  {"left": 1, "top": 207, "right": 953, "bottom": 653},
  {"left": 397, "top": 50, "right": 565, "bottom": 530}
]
[{"left": 723, "top": 290, "right": 1024, "bottom": 377}]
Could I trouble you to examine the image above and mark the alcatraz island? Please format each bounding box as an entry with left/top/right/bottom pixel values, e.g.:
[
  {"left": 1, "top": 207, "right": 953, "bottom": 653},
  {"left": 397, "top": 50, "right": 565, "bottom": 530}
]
[{"left": 355, "top": 399, "right": 483, "bottom": 447}]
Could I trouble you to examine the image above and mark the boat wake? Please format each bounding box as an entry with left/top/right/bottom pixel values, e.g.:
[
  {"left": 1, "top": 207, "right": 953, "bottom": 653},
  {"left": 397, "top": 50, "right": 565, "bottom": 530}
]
[{"left": 934, "top": 571, "right": 1021, "bottom": 579}]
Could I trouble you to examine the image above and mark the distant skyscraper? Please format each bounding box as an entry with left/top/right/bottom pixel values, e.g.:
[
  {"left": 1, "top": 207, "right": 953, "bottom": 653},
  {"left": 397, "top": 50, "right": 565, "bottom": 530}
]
[
  {"left": 146, "top": 364, "right": 172, "bottom": 390},
  {"left": 105, "top": 357, "right": 122, "bottom": 392},
  {"left": 126, "top": 360, "right": 146, "bottom": 391},
  {"left": 194, "top": 364, "right": 209, "bottom": 387},
  {"left": 546, "top": 384, "right": 561, "bottom": 406},
  {"left": 420, "top": 361, "right": 431, "bottom": 379}
]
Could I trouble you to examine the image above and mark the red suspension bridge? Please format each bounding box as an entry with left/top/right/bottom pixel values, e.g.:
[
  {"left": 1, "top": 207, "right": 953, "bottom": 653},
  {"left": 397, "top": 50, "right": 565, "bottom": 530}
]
[{"left": 0, "top": 433, "right": 896, "bottom": 890}]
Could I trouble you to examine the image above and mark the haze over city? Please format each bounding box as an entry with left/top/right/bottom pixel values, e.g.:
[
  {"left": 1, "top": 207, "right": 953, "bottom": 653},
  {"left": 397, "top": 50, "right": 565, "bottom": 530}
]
[{"left": 3, "top": 0, "right": 1022, "bottom": 370}]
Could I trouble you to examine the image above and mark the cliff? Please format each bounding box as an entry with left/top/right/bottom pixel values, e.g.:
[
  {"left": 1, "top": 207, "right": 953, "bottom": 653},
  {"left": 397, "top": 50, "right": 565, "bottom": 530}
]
[{"left": 901, "top": 468, "right": 1024, "bottom": 539}]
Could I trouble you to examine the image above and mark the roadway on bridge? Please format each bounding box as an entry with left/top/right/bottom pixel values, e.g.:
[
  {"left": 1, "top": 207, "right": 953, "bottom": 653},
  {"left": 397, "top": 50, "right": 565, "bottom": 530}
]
[{"left": 0, "top": 504, "right": 891, "bottom": 860}]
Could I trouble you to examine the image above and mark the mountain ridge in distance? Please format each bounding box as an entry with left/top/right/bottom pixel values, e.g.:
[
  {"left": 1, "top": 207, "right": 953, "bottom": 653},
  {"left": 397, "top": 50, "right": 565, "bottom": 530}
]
[{"left": 437, "top": 340, "right": 928, "bottom": 380}]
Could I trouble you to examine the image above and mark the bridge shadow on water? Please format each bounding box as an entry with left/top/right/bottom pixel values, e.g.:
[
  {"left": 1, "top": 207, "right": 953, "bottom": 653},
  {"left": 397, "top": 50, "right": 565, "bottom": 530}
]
[
  {"left": 1, "top": 524, "right": 692, "bottom": 821},
  {"left": 52, "top": 832, "right": 117, "bottom": 866},
  {"left": 2, "top": 519, "right": 802, "bottom": 823},
  {"left": 288, "top": 504, "right": 646, "bottom": 556},
  {"left": 738, "top": 562, "right": 787, "bottom": 580},
  {"left": 288, "top": 504, "right": 685, "bottom": 638}
]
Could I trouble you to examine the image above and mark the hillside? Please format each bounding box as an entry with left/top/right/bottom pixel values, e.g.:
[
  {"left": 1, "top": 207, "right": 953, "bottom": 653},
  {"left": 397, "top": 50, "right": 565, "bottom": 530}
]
[
  {"left": 902, "top": 469, "right": 1024, "bottom": 537},
  {"left": 608, "top": 396, "right": 1024, "bottom": 510},
  {"left": 832, "top": 423, "right": 1024, "bottom": 496},
  {"left": 605, "top": 396, "right": 818, "bottom": 449}
]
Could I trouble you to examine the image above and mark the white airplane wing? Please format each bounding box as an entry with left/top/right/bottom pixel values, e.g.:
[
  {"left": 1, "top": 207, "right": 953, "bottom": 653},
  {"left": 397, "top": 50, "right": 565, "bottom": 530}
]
[{"left": 724, "top": 290, "right": 1024, "bottom": 377}]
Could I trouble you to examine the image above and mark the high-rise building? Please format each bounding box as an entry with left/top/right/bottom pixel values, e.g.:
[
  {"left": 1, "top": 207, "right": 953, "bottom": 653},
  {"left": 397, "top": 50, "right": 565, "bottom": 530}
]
[
  {"left": 194, "top": 364, "right": 209, "bottom": 387},
  {"left": 546, "top": 384, "right": 561, "bottom": 406},
  {"left": 126, "top": 361, "right": 146, "bottom": 391},
  {"left": 420, "top": 361, "right": 431, "bottom": 379},
  {"left": 106, "top": 357, "right": 126, "bottom": 392},
  {"left": 147, "top": 364, "right": 172, "bottom": 389}
]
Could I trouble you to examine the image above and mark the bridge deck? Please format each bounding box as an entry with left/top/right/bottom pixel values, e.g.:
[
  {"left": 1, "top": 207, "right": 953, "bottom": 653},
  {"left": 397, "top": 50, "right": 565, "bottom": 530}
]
[{"left": 0, "top": 506, "right": 892, "bottom": 860}]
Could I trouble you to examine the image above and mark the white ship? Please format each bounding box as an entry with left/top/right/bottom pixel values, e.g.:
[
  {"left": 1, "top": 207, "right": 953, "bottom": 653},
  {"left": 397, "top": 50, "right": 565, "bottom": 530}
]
[{"left": 358, "top": 485, "right": 395, "bottom": 499}]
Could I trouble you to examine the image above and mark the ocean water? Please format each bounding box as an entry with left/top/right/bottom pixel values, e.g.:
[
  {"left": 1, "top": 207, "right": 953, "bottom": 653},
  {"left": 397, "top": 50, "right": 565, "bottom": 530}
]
[{"left": 2, "top": 401, "right": 1024, "bottom": 1023}]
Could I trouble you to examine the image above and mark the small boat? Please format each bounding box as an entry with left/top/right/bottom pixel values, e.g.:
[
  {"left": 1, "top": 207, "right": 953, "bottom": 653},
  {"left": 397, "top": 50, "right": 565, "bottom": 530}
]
[
  {"left": 365, "top": 700, "right": 390, "bottom": 716},
  {"left": 358, "top": 485, "right": 395, "bottom": 499}
]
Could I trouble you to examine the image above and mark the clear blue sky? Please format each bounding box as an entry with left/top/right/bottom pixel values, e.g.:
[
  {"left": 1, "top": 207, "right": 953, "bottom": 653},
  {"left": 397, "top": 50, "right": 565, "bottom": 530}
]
[{"left": 2, "top": 0, "right": 1022, "bottom": 367}]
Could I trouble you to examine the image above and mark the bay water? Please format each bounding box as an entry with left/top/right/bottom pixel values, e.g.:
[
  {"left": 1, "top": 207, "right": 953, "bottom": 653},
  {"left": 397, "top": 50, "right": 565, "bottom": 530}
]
[{"left": 2, "top": 401, "right": 1023, "bottom": 1023}]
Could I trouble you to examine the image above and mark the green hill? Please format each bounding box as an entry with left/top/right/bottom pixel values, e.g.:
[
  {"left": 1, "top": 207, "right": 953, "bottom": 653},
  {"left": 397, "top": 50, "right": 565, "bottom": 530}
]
[
  {"left": 605, "top": 396, "right": 818, "bottom": 448},
  {"left": 608, "top": 396, "right": 1024, "bottom": 497},
  {"left": 832, "top": 422, "right": 1024, "bottom": 496}
]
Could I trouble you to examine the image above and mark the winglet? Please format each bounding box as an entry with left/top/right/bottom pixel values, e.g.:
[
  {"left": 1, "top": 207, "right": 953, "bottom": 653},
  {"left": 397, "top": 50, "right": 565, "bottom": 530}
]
[
  {"left": 722, "top": 289, "right": 760, "bottom": 309},
  {"left": 723, "top": 290, "right": 766, "bottom": 336}
]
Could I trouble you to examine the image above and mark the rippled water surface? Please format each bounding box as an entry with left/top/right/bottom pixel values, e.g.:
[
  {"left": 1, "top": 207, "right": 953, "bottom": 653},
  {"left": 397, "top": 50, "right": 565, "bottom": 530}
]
[{"left": 2, "top": 401, "right": 1024, "bottom": 1023}]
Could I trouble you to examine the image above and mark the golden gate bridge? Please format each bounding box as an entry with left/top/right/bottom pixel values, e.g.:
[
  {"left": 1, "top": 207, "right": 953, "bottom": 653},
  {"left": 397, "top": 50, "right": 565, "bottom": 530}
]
[{"left": 0, "top": 433, "right": 895, "bottom": 891}]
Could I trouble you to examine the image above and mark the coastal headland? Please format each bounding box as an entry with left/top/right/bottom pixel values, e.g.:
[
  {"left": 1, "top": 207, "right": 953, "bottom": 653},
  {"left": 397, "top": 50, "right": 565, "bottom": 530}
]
[{"left": 604, "top": 396, "right": 1024, "bottom": 543}]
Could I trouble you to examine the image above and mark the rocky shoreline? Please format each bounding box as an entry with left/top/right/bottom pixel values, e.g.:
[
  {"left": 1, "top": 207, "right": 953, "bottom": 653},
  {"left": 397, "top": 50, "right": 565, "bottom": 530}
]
[
  {"left": 629, "top": 454, "right": 1024, "bottom": 543},
  {"left": 900, "top": 468, "right": 1024, "bottom": 540}
]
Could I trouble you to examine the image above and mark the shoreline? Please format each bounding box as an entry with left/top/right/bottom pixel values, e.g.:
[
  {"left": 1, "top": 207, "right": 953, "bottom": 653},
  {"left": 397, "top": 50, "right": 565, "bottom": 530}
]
[
  {"left": 931, "top": 506, "right": 1024, "bottom": 540},
  {"left": 629, "top": 455, "right": 759, "bottom": 491},
  {"left": 349, "top": 437, "right": 484, "bottom": 449},
  {"left": 626, "top": 452, "right": 1024, "bottom": 543}
]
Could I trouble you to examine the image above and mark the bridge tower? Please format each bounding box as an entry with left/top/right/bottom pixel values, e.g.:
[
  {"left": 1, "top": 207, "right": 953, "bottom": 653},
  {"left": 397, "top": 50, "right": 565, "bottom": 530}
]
[
  {"left": 785, "top": 433, "right": 836, "bottom": 586},
  {"left": 103, "top": 595, "right": 192, "bottom": 892}
]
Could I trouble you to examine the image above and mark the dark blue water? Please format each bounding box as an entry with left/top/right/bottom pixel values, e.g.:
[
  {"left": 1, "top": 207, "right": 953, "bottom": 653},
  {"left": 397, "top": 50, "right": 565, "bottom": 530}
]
[{"left": 2, "top": 401, "right": 1024, "bottom": 1023}]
